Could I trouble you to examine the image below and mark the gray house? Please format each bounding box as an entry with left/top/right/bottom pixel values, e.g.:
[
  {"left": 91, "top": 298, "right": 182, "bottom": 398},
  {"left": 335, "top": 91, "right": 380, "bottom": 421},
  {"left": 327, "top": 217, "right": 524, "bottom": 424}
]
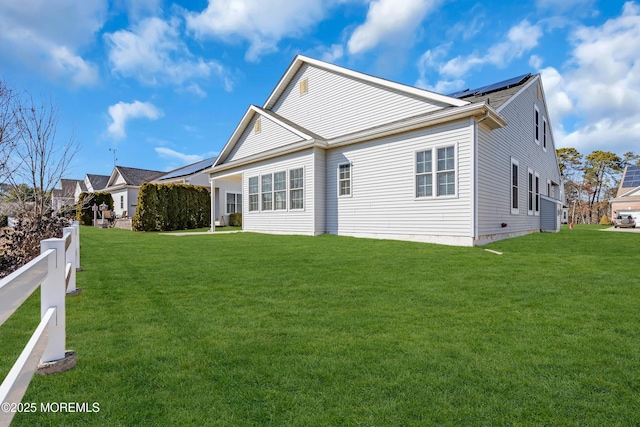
[{"left": 207, "top": 55, "right": 563, "bottom": 246}]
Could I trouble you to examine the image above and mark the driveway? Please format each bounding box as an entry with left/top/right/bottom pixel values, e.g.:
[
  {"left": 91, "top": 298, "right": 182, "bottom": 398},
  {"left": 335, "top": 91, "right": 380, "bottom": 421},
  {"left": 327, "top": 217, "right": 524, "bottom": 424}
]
[{"left": 602, "top": 226, "right": 640, "bottom": 233}]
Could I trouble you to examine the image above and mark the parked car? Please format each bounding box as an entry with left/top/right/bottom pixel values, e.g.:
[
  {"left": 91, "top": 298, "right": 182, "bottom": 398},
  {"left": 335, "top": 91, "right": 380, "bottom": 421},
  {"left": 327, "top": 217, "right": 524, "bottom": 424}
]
[{"left": 614, "top": 215, "right": 636, "bottom": 228}]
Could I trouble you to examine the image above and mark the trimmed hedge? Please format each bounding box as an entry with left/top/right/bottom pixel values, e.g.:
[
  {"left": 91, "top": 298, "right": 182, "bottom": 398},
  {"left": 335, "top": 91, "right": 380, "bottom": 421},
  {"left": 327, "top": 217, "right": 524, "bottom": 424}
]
[
  {"left": 76, "top": 192, "right": 114, "bottom": 225},
  {"left": 229, "top": 212, "right": 242, "bottom": 227},
  {"left": 132, "top": 183, "right": 210, "bottom": 232}
]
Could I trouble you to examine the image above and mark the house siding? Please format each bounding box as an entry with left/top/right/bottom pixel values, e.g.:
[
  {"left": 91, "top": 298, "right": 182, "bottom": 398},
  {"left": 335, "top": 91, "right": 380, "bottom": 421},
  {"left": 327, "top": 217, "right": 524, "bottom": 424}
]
[
  {"left": 226, "top": 114, "right": 305, "bottom": 163},
  {"left": 476, "top": 77, "right": 562, "bottom": 244},
  {"left": 325, "top": 120, "right": 474, "bottom": 245},
  {"left": 271, "top": 64, "right": 449, "bottom": 140},
  {"left": 242, "top": 149, "right": 317, "bottom": 235}
]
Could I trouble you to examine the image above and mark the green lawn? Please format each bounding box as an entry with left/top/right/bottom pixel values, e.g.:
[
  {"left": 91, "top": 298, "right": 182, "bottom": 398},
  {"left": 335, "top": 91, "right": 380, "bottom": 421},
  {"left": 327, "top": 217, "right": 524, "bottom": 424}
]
[{"left": 1, "top": 225, "right": 639, "bottom": 426}]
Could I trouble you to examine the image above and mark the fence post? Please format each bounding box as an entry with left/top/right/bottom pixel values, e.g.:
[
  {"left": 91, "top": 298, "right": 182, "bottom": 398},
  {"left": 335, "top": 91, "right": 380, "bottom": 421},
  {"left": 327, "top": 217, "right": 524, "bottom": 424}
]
[
  {"left": 73, "top": 220, "right": 82, "bottom": 271},
  {"left": 64, "top": 226, "right": 76, "bottom": 295},
  {"left": 39, "top": 238, "right": 66, "bottom": 364}
]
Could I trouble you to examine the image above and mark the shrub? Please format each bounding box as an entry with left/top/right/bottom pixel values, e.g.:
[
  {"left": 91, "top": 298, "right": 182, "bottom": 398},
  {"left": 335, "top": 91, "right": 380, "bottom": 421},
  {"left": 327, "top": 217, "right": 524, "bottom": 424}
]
[
  {"left": 599, "top": 215, "right": 612, "bottom": 226},
  {"left": 76, "top": 192, "right": 114, "bottom": 225},
  {"left": 0, "top": 213, "right": 7, "bottom": 228},
  {"left": 133, "top": 183, "right": 210, "bottom": 232},
  {"left": 0, "top": 214, "right": 70, "bottom": 278},
  {"left": 229, "top": 212, "right": 242, "bottom": 227}
]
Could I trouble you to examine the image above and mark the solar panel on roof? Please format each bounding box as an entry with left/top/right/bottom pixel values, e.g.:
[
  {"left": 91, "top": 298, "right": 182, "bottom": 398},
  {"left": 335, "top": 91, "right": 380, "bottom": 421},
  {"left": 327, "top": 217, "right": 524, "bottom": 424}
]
[
  {"left": 446, "top": 88, "right": 470, "bottom": 98},
  {"left": 158, "top": 157, "right": 216, "bottom": 180},
  {"left": 622, "top": 166, "right": 640, "bottom": 187},
  {"left": 471, "top": 73, "right": 531, "bottom": 96}
]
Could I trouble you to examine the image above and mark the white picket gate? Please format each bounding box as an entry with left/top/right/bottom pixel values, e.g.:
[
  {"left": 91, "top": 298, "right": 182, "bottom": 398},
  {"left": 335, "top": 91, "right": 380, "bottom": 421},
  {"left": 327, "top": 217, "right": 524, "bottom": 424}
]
[{"left": 0, "top": 221, "right": 80, "bottom": 427}]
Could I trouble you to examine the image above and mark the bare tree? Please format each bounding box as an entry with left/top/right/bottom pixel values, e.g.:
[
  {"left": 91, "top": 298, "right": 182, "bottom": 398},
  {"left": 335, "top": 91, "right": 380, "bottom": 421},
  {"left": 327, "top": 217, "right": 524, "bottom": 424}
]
[
  {"left": 5, "top": 92, "right": 79, "bottom": 216},
  {"left": 0, "top": 80, "right": 21, "bottom": 181}
]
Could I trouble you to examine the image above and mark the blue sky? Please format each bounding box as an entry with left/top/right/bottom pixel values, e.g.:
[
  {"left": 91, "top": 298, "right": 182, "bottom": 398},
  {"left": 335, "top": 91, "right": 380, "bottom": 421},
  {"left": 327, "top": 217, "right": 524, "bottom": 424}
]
[{"left": 0, "top": 0, "right": 638, "bottom": 180}]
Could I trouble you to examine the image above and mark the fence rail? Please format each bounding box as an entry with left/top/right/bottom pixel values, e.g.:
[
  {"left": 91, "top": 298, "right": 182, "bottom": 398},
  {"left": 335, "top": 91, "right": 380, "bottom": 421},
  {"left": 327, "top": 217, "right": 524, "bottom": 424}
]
[{"left": 0, "top": 221, "right": 80, "bottom": 427}]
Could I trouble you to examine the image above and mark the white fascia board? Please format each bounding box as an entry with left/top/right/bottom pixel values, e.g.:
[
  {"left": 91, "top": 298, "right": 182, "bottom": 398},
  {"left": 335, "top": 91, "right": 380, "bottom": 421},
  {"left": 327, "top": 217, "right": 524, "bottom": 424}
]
[
  {"left": 254, "top": 107, "right": 315, "bottom": 140},
  {"left": 263, "top": 55, "right": 470, "bottom": 110},
  {"left": 327, "top": 102, "right": 506, "bottom": 148},
  {"left": 105, "top": 168, "right": 121, "bottom": 188},
  {"left": 209, "top": 139, "right": 327, "bottom": 177}
]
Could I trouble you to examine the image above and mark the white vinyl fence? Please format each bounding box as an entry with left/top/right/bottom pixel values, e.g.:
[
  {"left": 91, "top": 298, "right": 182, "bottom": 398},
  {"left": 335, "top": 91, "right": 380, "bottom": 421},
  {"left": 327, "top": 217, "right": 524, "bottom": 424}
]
[{"left": 0, "top": 221, "right": 80, "bottom": 427}]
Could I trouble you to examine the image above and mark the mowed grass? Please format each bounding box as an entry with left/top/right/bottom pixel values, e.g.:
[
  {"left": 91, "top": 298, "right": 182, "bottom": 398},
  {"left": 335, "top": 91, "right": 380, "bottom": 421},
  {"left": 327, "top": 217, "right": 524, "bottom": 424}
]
[{"left": 1, "top": 225, "right": 639, "bottom": 426}]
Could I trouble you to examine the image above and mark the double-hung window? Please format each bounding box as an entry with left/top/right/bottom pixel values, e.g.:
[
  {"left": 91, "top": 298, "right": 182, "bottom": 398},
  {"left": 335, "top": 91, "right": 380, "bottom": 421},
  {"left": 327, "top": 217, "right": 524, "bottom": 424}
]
[
  {"left": 261, "top": 173, "right": 273, "bottom": 211},
  {"left": 226, "top": 193, "right": 242, "bottom": 214},
  {"left": 511, "top": 158, "right": 519, "bottom": 214},
  {"left": 416, "top": 150, "right": 433, "bottom": 197},
  {"left": 249, "top": 177, "right": 259, "bottom": 211},
  {"left": 437, "top": 146, "right": 455, "bottom": 196},
  {"left": 274, "top": 171, "right": 287, "bottom": 210},
  {"left": 416, "top": 145, "right": 456, "bottom": 198},
  {"left": 542, "top": 117, "right": 548, "bottom": 151},
  {"left": 338, "top": 163, "right": 351, "bottom": 196},
  {"left": 290, "top": 168, "right": 304, "bottom": 209}
]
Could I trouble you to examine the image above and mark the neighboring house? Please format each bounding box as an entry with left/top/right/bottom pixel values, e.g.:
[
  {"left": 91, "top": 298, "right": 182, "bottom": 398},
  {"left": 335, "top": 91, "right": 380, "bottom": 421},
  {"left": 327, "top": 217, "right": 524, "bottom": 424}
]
[
  {"left": 73, "top": 174, "right": 110, "bottom": 204},
  {"left": 153, "top": 157, "right": 242, "bottom": 226},
  {"left": 610, "top": 165, "right": 640, "bottom": 222},
  {"left": 105, "top": 166, "right": 164, "bottom": 218},
  {"left": 206, "top": 55, "right": 563, "bottom": 246},
  {"left": 52, "top": 179, "right": 83, "bottom": 213}
]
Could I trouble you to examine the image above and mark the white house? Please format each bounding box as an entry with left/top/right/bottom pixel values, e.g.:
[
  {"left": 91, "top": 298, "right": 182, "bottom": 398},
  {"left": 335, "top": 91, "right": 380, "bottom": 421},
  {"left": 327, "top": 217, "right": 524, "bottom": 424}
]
[
  {"left": 152, "top": 157, "right": 242, "bottom": 226},
  {"left": 206, "top": 55, "right": 563, "bottom": 246},
  {"left": 73, "top": 174, "right": 110, "bottom": 204},
  {"left": 610, "top": 165, "right": 640, "bottom": 222},
  {"left": 105, "top": 166, "right": 164, "bottom": 218}
]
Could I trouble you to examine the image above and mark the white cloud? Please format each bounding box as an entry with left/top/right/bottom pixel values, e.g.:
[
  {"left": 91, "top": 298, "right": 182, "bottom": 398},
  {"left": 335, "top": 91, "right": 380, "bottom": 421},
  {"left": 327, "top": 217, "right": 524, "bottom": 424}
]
[
  {"left": 415, "top": 45, "right": 465, "bottom": 93},
  {"left": 347, "top": 0, "right": 442, "bottom": 55},
  {"left": 0, "top": 0, "right": 105, "bottom": 86},
  {"left": 154, "top": 147, "right": 203, "bottom": 164},
  {"left": 439, "top": 20, "right": 543, "bottom": 78},
  {"left": 105, "top": 17, "right": 232, "bottom": 91},
  {"left": 107, "top": 101, "right": 164, "bottom": 139},
  {"left": 186, "top": 0, "right": 328, "bottom": 61},
  {"left": 320, "top": 44, "right": 345, "bottom": 62},
  {"left": 536, "top": 0, "right": 595, "bottom": 13},
  {"left": 542, "top": 2, "right": 640, "bottom": 155}
]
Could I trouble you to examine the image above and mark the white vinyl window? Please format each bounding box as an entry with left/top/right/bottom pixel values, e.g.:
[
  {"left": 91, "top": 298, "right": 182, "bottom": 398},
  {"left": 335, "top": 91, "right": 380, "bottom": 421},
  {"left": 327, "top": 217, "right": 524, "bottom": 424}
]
[
  {"left": 226, "top": 192, "right": 242, "bottom": 214},
  {"left": 248, "top": 176, "right": 259, "bottom": 212},
  {"left": 511, "top": 158, "right": 519, "bottom": 215},
  {"left": 534, "top": 105, "right": 540, "bottom": 145},
  {"left": 437, "top": 146, "right": 456, "bottom": 196},
  {"left": 338, "top": 163, "right": 351, "bottom": 197},
  {"left": 274, "top": 171, "right": 287, "bottom": 210},
  {"left": 416, "top": 150, "right": 433, "bottom": 197},
  {"left": 290, "top": 168, "right": 304, "bottom": 210},
  {"left": 261, "top": 173, "right": 273, "bottom": 211},
  {"left": 542, "top": 117, "right": 548, "bottom": 151}
]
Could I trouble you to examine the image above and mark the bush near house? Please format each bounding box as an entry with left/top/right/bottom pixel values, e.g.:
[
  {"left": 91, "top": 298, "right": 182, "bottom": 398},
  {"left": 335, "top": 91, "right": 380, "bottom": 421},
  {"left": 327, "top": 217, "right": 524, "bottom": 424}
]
[
  {"left": 599, "top": 214, "right": 612, "bottom": 225},
  {"left": 76, "top": 192, "right": 114, "bottom": 226},
  {"left": 229, "top": 212, "right": 242, "bottom": 227},
  {"left": 132, "top": 183, "right": 210, "bottom": 232}
]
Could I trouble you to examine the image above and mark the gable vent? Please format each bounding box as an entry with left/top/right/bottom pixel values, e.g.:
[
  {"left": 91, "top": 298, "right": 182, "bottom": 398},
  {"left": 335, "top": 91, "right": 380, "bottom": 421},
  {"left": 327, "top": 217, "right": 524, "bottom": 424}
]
[
  {"left": 254, "top": 118, "right": 261, "bottom": 134},
  {"left": 299, "top": 78, "right": 308, "bottom": 95}
]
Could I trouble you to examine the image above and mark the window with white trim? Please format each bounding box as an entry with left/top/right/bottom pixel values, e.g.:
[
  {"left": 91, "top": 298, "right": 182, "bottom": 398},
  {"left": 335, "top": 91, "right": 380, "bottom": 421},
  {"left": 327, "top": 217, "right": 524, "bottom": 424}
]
[
  {"left": 226, "top": 192, "right": 242, "bottom": 214},
  {"left": 511, "top": 158, "right": 519, "bottom": 214},
  {"left": 534, "top": 105, "right": 540, "bottom": 145},
  {"left": 547, "top": 179, "right": 552, "bottom": 198},
  {"left": 437, "top": 146, "right": 456, "bottom": 196},
  {"left": 528, "top": 168, "right": 534, "bottom": 215},
  {"left": 542, "top": 117, "right": 548, "bottom": 151},
  {"left": 261, "top": 173, "right": 273, "bottom": 211},
  {"left": 416, "top": 150, "right": 433, "bottom": 197},
  {"left": 338, "top": 163, "right": 351, "bottom": 197},
  {"left": 274, "top": 171, "right": 287, "bottom": 210},
  {"left": 290, "top": 168, "right": 304, "bottom": 210},
  {"left": 249, "top": 176, "right": 259, "bottom": 211},
  {"left": 120, "top": 195, "right": 124, "bottom": 209},
  {"left": 535, "top": 172, "right": 540, "bottom": 216}
]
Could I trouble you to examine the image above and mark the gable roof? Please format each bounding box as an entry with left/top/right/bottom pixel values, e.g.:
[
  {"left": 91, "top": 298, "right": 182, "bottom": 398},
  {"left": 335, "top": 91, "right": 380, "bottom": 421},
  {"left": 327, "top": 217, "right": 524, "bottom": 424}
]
[
  {"left": 60, "top": 179, "right": 82, "bottom": 197},
  {"left": 108, "top": 166, "right": 165, "bottom": 188},
  {"left": 263, "top": 55, "right": 470, "bottom": 110},
  {"left": 86, "top": 174, "right": 110, "bottom": 191},
  {"left": 157, "top": 157, "right": 216, "bottom": 181}
]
